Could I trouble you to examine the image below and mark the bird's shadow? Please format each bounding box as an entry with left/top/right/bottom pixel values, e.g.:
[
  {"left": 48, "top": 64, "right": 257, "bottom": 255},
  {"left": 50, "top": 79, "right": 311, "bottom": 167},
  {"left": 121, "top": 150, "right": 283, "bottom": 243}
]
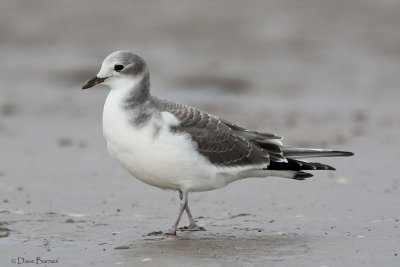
[{"left": 114, "top": 232, "right": 310, "bottom": 265}]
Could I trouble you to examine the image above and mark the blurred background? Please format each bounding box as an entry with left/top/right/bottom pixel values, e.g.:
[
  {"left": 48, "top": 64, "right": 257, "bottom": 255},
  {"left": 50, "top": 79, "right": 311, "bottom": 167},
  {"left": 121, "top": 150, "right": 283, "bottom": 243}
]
[{"left": 0, "top": 0, "right": 399, "bottom": 266}]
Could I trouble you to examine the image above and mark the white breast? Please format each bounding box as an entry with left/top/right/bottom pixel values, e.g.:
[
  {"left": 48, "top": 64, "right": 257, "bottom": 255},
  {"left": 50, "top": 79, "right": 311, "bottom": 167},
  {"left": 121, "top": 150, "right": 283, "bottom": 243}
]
[{"left": 102, "top": 89, "right": 218, "bottom": 192}]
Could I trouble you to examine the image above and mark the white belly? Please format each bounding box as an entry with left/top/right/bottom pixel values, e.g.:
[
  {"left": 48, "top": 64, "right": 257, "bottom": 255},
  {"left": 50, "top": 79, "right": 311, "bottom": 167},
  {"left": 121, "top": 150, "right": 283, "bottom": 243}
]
[{"left": 102, "top": 90, "right": 217, "bottom": 192}]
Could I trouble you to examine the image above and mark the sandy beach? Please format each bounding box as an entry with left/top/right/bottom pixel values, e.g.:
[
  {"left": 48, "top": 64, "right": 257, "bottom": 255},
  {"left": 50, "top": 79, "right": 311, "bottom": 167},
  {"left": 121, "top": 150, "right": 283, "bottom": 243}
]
[{"left": 0, "top": 0, "right": 399, "bottom": 266}]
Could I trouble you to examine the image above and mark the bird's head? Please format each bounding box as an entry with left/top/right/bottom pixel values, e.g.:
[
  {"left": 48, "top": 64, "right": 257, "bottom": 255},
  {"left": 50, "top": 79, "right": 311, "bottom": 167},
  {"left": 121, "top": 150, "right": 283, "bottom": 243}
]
[{"left": 82, "top": 51, "right": 147, "bottom": 91}]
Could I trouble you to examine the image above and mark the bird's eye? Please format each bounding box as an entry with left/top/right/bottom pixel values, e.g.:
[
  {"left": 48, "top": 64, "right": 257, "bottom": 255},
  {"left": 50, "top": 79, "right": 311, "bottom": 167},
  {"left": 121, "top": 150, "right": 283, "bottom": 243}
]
[{"left": 114, "top": 64, "right": 124, "bottom": 72}]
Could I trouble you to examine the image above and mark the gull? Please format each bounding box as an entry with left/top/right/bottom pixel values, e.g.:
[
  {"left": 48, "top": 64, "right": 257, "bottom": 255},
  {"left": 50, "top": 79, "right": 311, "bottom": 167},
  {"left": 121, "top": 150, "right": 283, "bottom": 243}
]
[{"left": 82, "top": 51, "right": 353, "bottom": 235}]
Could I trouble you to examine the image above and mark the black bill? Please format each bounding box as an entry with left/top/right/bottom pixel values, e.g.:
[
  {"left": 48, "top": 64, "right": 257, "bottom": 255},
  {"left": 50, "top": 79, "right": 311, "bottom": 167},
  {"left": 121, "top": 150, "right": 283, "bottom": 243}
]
[{"left": 82, "top": 76, "right": 108, "bottom": 89}]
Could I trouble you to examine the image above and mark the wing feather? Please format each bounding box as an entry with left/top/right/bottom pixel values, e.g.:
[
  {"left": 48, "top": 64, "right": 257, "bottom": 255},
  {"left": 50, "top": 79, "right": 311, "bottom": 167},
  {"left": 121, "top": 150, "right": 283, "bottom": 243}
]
[
  {"left": 150, "top": 96, "right": 352, "bottom": 173},
  {"left": 152, "top": 97, "right": 270, "bottom": 167}
]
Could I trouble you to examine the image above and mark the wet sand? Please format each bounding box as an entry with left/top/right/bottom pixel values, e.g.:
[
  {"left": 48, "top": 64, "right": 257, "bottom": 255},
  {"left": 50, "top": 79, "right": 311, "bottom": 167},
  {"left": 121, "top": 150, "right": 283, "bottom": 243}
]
[{"left": 1, "top": 0, "right": 399, "bottom": 266}]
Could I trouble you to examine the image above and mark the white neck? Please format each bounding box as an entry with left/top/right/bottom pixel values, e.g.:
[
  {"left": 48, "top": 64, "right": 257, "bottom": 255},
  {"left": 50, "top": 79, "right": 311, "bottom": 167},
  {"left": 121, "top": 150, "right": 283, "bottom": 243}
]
[{"left": 105, "top": 76, "right": 142, "bottom": 92}]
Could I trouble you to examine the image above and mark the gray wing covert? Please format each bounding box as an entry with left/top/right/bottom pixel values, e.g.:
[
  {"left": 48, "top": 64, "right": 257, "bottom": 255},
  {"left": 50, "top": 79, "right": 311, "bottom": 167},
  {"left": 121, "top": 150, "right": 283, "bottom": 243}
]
[{"left": 153, "top": 98, "right": 270, "bottom": 167}]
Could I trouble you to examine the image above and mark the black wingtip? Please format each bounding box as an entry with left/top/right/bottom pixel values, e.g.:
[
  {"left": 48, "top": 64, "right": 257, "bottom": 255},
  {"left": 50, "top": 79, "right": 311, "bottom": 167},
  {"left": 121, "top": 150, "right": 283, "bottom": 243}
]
[{"left": 293, "top": 171, "right": 313, "bottom": 180}]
